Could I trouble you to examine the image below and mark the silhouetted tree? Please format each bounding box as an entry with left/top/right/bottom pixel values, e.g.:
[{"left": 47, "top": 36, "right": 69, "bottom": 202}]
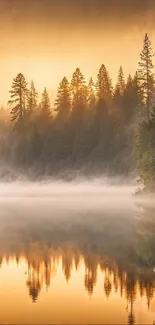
[
  {"left": 71, "top": 67, "right": 87, "bottom": 116},
  {"left": 67, "top": 68, "right": 88, "bottom": 158},
  {"left": 27, "top": 81, "right": 38, "bottom": 115},
  {"left": 54, "top": 77, "right": 71, "bottom": 126},
  {"left": 87, "top": 77, "right": 96, "bottom": 108},
  {"left": 117, "top": 66, "right": 125, "bottom": 94},
  {"left": 138, "top": 33, "right": 154, "bottom": 121},
  {"left": 113, "top": 66, "right": 125, "bottom": 106},
  {"left": 39, "top": 87, "right": 52, "bottom": 129},
  {"left": 8, "top": 73, "right": 28, "bottom": 130},
  {"left": 96, "top": 64, "right": 112, "bottom": 103}
]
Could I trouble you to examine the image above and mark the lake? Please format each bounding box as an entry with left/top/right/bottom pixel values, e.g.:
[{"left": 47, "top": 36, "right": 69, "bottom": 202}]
[{"left": 0, "top": 181, "right": 154, "bottom": 324}]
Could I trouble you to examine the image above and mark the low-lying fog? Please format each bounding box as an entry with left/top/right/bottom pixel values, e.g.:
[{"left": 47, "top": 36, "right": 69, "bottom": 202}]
[
  {"left": 0, "top": 178, "right": 154, "bottom": 271},
  {"left": 0, "top": 178, "right": 137, "bottom": 213},
  {"left": 0, "top": 178, "right": 153, "bottom": 226}
]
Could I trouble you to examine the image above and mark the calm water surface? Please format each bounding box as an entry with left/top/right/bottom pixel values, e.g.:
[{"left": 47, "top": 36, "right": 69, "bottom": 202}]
[{"left": 0, "top": 184, "right": 154, "bottom": 324}]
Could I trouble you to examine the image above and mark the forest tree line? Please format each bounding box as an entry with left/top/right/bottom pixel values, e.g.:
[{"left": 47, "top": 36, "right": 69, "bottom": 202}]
[{"left": 0, "top": 33, "right": 154, "bottom": 183}]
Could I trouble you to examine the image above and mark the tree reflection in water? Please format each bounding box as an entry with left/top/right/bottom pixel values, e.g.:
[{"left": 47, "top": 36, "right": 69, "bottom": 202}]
[{"left": 0, "top": 203, "right": 154, "bottom": 324}]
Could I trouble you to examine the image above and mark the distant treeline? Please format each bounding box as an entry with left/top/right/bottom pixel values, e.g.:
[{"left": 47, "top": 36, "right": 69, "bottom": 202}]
[{"left": 0, "top": 33, "right": 154, "bottom": 183}]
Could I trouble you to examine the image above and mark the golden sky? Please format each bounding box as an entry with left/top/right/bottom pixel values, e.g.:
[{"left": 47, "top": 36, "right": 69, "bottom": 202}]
[{"left": 0, "top": 0, "right": 155, "bottom": 105}]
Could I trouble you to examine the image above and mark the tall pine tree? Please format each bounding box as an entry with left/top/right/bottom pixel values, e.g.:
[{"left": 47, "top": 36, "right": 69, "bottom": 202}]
[
  {"left": 55, "top": 77, "right": 71, "bottom": 125},
  {"left": 117, "top": 66, "right": 125, "bottom": 94},
  {"left": 138, "top": 33, "right": 154, "bottom": 121},
  {"left": 113, "top": 66, "right": 125, "bottom": 114},
  {"left": 71, "top": 68, "right": 87, "bottom": 106},
  {"left": 87, "top": 77, "right": 96, "bottom": 108},
  {"left": 27, "top": 81, "right": 38, "bottom": 115},
  {"left": 68, "top": 68, "right": 87, "bottom": 158},
  {"left": 8, "top": 73, "right": 28, "bottom": 130},
  {"left": 71, "top": 68, "right": 87, "bottom": 121},
  {"left": 39, "top": 88, "right": 51, "bottom": 128},
  {"left": 96, "top": 64, "right": 112, "bottom": 103}
]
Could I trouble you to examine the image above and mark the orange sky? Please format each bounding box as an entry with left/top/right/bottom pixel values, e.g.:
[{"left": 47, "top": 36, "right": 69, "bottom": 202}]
[{"left": 0, "top": 0, "right": 155, "bottom": 105}]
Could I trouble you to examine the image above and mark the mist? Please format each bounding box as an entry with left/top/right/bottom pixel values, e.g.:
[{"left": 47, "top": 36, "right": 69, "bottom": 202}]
[
  {"left": 0, "top": 178, "right": 140, "bottom": 218},
  {"left": 0, "top": 179, "right": 138, "bottom": 251},
  {"left": 0, "top": 177, "right": 152, "bottom": 280}
]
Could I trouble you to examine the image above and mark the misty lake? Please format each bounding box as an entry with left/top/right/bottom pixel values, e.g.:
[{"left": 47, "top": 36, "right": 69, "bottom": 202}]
[{"left": 0, "top": 181, "right": 155, "bottom": 324}]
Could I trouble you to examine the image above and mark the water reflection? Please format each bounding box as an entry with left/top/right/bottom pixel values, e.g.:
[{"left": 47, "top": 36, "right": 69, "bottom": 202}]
[{"left": 0, "top": 200, "right": 154, "bottom": 324}]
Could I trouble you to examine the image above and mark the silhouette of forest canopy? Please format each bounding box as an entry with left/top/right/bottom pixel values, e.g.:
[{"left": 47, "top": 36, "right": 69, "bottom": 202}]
[{"left": 0, "top": 33, "right": 155, "bottom": 183}]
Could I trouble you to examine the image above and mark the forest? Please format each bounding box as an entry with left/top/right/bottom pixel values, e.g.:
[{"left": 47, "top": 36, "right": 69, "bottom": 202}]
[{"left": 0, "top": 33, "right": 154, "bottom": 187}]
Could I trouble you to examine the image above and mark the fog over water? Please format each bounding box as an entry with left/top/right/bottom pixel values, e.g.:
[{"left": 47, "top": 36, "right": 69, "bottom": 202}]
[
  {"left": 0, "top": 178, "right": 153, "bottom": 217},
  {"left": 0, "top": 178, "right": 142, "bottom": 263},
  {"left": 0, "top": 178, "right": 154, "bottom": 325},
  {"left": 0, "top": 179, "right": 137, "bottom": 214},
  {"left": 0, "top": 178, "right": 136, "bottom": 197}
]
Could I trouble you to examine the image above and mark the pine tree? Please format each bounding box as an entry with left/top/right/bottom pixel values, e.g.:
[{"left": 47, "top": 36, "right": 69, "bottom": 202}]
[
  {"left": 87, "top": 78, "right": 96, "bottom": 108},
  {"left": 38, "top": 88, "right": 52, "bottom": 132},
  {"left": 117, "top": 66, "right": 125, "bottom": 94},
  {"left": 71, "top": 68, "right": 87, "bottom": 112},
  {"left": 40, "top": 88, "right": 51, "bottom": 119},
  {"left": 54, "top": 77, "right": 71, "bottom": 123},
  {"left": 138, "top": 33, "right": 154, "bottom": 121},
  {"left": 96, "top": 64, "right": 112, "bottom": 102},
  {"left": 27, "top": 81, "right": 38, "bottom": 115},
  {"left": 114, "top": 66, "right": 125, "bottom": 98},
  {"left": 8, "top": 73, "right": 28, "bottom": 130},
  {"left": 67, "top": 68, "right": 88, "bottom": 158},
  {"left": 113, "top": 66, "right": 125, "bottom": 108}
]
